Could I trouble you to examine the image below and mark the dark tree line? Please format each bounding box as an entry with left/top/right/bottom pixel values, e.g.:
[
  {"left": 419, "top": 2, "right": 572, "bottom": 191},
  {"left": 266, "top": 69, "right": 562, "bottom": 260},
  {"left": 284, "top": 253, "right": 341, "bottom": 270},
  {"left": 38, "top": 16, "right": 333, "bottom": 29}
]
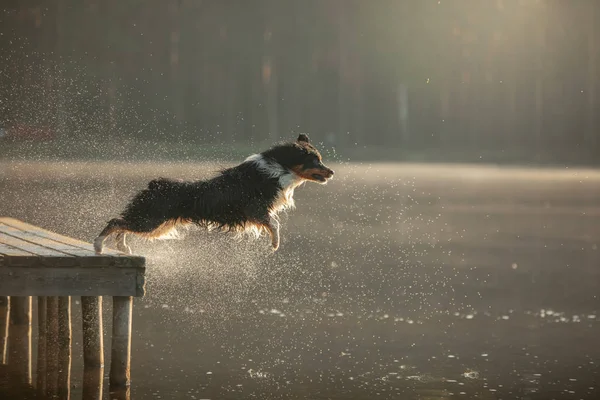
[{"left": 1, "top": 0, "right": 599, "bottom": 159}]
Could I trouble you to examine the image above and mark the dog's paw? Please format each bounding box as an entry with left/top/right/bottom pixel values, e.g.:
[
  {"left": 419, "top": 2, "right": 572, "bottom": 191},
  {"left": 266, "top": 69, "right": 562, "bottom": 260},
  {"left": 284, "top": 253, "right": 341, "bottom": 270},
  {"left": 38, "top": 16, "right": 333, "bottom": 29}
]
[
  {"left": 93, "top": 237, "right": 104, "bottom": 254},
  {"left": 117, "top": 244, "right": 133, "bottom": 255}
]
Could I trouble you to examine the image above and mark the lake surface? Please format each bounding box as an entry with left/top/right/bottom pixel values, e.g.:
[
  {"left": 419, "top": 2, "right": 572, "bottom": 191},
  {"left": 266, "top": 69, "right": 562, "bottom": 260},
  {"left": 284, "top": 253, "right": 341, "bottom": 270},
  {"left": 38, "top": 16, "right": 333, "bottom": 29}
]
[{"left": 2, "top": 161, "right": 600, "bottom": 399}]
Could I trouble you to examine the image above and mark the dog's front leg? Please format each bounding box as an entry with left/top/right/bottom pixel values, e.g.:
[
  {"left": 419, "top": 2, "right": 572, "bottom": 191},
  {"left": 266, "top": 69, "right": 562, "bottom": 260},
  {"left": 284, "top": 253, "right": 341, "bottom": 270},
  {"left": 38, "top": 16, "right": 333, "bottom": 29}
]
[{"left": 263, "top": 217, "right": 280, "bottom": 251}]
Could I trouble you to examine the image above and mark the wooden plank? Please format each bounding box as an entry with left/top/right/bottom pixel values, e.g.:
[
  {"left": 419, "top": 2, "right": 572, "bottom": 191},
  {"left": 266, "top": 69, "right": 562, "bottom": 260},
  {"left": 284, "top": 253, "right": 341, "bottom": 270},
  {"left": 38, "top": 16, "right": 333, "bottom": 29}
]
[
  {"left": 0, "top": 232, "right": 69, "bottom": 257},
  {"left": 0, "top": 254, "right": 144, "bottom": 268},
  {"left": 0, "top": 243, "right": 35, "bottom": 256},
  {"left": 110, "top": 296, "right": 133, "bottom": 389},
  {"left": 0, "top": 255, "right": 76, "bottom": 268},
  {"left": 0, "top": 218, "right": 145, "bottom": 268},
  {"left": 76, "top": 255, "right": 145, "bottom": 268},
  {"left": 136, "top": 273, "right": 146, "bottom": 297},
  {"left": 1, "top": 255, "right": 80, "bottom": 268},
  {"left": 0, "top": 267, "right": 143, "bottom": 297},
  {"left": 1, "top": 223, "right": 137, "bottom": 261},
  {"left": 0, "top": 224, "right": 96, "bottom": 257},
  {"left": 8, "top": 296, "right": 32, "bottom": 383},
  {"left": 0, "top": 218, "right": 125, "bottom": 256}
]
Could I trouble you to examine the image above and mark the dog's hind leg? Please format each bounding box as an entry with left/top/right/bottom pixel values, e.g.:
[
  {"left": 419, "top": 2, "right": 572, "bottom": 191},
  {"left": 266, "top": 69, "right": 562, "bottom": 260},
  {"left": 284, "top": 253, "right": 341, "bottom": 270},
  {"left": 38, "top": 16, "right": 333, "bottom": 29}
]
[
  {"left": 94, "top": 218, "right": 129, "bottom": 254},
  {"left": 115, "top": 232, "right": 132, "bottom": 254},
  {"left": 262, "top": 217, "right": 280, "bottom": 252}
]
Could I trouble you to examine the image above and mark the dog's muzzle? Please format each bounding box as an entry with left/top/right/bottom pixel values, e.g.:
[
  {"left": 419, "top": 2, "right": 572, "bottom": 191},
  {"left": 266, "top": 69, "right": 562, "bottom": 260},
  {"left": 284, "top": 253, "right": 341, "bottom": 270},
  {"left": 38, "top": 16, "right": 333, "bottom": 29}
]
[{"left": 313, "top": 166, "right": 334, "bottom": 182}]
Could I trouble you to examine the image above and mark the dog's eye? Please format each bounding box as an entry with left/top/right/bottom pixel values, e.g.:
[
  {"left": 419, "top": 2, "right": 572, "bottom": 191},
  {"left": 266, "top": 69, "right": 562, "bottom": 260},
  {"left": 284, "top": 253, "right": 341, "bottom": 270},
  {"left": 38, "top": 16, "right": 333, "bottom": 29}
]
[{"left": 312, "top": 158, "right": 320, "bottom": 166}]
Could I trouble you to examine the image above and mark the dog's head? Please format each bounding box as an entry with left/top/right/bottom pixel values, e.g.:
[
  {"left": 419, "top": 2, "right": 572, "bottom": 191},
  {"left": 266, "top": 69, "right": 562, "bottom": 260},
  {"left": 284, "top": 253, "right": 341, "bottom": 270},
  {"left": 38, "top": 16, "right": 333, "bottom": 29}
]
[{"left": 264, "top": 134, "right": 334, "bottom": 184}]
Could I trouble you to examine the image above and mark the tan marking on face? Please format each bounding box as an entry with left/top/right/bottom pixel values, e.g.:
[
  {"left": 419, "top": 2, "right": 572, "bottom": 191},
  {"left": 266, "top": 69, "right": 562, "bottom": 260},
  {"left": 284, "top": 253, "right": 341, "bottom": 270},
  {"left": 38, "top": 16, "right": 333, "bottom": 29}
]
[{"left": 291, "top": 165, "right": 329, "bottom": 182}]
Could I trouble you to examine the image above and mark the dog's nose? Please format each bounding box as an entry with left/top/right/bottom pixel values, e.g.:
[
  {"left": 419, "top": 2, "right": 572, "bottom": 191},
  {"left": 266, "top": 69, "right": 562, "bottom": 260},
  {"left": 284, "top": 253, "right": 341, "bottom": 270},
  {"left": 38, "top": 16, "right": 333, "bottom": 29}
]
[{"left": 327, "top": 168, "right": 334, "bottom": 177}]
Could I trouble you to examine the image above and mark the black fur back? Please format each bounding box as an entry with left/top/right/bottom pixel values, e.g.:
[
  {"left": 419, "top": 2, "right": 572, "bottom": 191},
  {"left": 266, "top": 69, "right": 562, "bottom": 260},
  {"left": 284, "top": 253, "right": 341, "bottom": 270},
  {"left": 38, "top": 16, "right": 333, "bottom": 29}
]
[
  {"left": 147, "top": 177, "right": 183, "bottom": 191},
  {"left": 121, "top": 161, "right": 283, "bottom": 233}
]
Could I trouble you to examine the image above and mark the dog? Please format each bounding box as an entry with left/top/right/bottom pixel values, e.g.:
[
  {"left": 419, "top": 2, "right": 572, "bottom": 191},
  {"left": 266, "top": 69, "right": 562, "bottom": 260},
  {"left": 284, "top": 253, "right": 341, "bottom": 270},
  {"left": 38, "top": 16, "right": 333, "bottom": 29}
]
[{"left": 93, "top": 134, "right": 334, "bottom": 254}]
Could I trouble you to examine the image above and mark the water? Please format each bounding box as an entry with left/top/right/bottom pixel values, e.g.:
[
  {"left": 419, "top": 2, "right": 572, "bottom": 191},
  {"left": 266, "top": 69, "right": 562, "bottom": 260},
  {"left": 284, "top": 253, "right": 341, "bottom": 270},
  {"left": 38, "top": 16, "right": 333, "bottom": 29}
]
[{"left": 1, "top": 161, "right": 600, "bottom": 399}]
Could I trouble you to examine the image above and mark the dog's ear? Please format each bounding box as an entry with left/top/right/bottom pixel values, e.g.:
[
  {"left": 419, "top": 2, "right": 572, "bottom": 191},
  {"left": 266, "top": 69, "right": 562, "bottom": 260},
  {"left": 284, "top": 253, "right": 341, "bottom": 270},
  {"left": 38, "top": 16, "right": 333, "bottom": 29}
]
[{"left": 297, "top": 134, "right": 310, "bottom": 144}]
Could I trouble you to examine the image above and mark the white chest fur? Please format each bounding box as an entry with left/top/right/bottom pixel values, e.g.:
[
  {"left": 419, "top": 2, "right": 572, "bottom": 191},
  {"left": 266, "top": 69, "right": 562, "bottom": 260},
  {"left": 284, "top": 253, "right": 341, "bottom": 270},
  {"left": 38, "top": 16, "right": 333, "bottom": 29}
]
[
  {"left": 272, "top": 173, "right": 302, "bottom": 213},
  {"left": 245, "top": 153, "right": 303, "bottom": 215}
]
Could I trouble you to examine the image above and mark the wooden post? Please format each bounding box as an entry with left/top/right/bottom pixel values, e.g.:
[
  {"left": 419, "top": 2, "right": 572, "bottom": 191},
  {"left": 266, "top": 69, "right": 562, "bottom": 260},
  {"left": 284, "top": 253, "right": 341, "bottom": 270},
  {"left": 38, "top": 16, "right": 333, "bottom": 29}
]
[
  {"left": 110, "top": 296, "right": 133, "bottom": 388},
  {"left": 0, "top": 296, "right": 8, "bottom": 364},
  {"left": 82, "top": 365, "right": 104, "bottom": 400},
  {"left": 46, "top": 296, "right": 59, "bottom": 398},
  {"left": 57, "top": 296, "right": 71, "bottom": 400},
  {"left": 110, "top": 387, "right": 131, "bottom": 400},
  {"left": 81, "top": 296, "right": 105, "bottom": 400},
  {"left": 36, "top": 297, "right": 47, "bottom": 392},
  {"left": 8, "top": 296, "right": 31, "bottom": 383},
  {"left": 81, "top": 296, "right": 104, "bottom": 368}
]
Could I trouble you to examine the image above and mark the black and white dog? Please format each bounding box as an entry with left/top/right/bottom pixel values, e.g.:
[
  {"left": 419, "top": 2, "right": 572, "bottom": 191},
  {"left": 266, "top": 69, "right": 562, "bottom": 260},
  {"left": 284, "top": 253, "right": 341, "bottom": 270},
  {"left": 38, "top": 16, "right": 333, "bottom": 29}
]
[{"left": 94, "top": 134, "right": 334, "bottom": 254}]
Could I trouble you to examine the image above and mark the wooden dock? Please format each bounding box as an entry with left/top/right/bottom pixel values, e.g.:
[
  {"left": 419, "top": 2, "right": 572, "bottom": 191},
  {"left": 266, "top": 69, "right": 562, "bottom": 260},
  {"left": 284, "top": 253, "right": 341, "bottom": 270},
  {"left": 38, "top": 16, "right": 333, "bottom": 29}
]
[{"left": 0, "top": 217, "right": 145, "bottom": 399}]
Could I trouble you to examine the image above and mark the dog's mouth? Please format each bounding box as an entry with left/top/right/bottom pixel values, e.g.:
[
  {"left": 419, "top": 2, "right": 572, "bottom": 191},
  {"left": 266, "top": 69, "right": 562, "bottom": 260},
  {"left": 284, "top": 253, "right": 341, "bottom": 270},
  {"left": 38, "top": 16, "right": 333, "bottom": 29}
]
[
  {"left": 312, "top": 173, "right": 327, "bottom": 182},
  {"left": 292, "top": 165, "right": 334, "bottom": 184}
]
